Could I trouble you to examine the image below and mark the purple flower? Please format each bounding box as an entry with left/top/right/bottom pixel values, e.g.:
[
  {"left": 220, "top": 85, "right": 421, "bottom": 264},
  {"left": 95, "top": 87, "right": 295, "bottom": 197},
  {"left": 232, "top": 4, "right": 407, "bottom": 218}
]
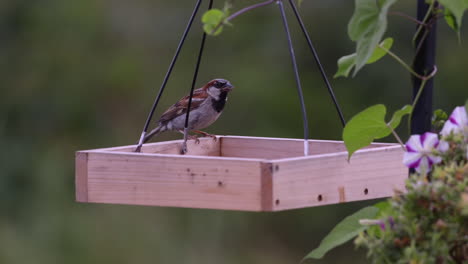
[
  {"left": 403, "top": 132, "right": 442, "bottom": 173},
  {"left": 388, "top": 216, "right": 395, "bottom": 230},
  {"left": 378, "top": 220, "right": 386, "bottom": 231},
  {"left": 441, "top": 106, "right": 468, "bottom": 137}
]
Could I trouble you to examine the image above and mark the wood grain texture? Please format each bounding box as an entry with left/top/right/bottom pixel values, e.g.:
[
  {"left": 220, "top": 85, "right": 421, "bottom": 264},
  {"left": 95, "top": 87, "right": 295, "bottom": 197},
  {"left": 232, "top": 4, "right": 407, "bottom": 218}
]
[
  {"left": 220, "top": 136, "right": 393, "bottom": 159},
  {"left": 88, "top": 137, "right": 220, "bottom": 156},
  {"left": 84, "top": 151, "right": 265, "bottom": 211},
  {"left": 75, "top": 152, "right": 89, "bottom": 202},
  {"left": 270, "top": 145, "right": 406, "bottom": 211},
  {"left": 260, "top": 162, "right": 273, "bottom": 211}
]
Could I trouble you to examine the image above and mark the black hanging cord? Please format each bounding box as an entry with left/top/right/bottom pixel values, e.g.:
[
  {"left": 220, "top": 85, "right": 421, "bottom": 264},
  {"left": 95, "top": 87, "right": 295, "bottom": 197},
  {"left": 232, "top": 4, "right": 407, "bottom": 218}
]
[
  {"left": 277, "top": 0, "right": 309, "bottom": 155},
  {"left": 182, "top": 0, "right": 214, "bottom": 154},
  {"left": 288, "top": 0, "right": 346, "bottom": 127},
  {"left": 135, "top": 0, "right": 203, "bottom": 152}
]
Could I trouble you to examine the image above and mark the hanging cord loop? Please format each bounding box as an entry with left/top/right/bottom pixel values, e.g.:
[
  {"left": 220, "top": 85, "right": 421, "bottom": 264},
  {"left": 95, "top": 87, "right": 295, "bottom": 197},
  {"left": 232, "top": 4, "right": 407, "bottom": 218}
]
[
  {"left": 277, "top": 0, "right": 309, "bottom": 156},
  {"left": 135, "top": 0, "right": 204, "bottom": 152},
  {"left": 287, "top": 0, "right": 346, "bottom": 127},
  {"left": 182, "top": 0, "right": 214, "bottom": 154}
]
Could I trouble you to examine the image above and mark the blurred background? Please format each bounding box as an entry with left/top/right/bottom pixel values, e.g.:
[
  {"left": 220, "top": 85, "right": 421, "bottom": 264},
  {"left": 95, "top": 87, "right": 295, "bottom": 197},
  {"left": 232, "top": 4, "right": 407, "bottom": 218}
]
[{"left": 1, "top": 0, "right": 467, "bottom": 263}]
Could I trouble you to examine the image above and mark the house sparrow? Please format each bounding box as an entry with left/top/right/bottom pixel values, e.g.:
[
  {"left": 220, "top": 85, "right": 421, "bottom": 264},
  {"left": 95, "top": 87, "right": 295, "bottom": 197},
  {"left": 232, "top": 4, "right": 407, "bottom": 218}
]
[{"left": 142, "top": 78, "right": 234, "bottom": 144}]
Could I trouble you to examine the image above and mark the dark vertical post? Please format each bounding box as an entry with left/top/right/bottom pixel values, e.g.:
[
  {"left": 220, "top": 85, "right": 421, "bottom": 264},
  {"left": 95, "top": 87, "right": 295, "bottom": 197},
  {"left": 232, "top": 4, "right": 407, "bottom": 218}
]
[{"left": 411, "top": 0, "right": 437, "bottom": 134}]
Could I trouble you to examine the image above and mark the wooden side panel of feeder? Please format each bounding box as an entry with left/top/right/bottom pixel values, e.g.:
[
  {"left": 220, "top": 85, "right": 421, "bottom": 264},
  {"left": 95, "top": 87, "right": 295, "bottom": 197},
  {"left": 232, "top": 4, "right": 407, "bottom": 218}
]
[
  {"left": 269, "top": 145, "right": 406, "bottom": 211},
  {"left": 220, "top": 136, "right": 393, "bottom": 159},
  {"left": 75, "top": 136, "right": 407, "bottom": 212},
  {"left": 76, "top": 149, "right": 269, "bottom": 211}
]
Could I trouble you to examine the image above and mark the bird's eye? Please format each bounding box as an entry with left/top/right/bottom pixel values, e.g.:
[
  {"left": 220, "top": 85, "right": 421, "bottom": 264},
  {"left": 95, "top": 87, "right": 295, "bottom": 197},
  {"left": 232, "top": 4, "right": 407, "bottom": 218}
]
[{"left": 215, "top": 81, "right": 225, "bottom": 88}]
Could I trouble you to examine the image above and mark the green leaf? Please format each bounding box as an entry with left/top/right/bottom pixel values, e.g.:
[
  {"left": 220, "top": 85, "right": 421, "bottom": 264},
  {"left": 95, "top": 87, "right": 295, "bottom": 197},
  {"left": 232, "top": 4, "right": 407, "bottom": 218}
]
[
  {"left": 202, "top": 9, "right": 226, "bottom": 36},
  {"left": 343, "top": 104, "right": 412, "bottom": 159},
  {"left": 334, "top": 54, "right": 357, "bottom": 78},
  {"left": 386, "top": 104, "right": 413, "bottom": 132},
  {"left": 444, "top": 8, "right": 459, "bottom": 32},
  {"left": 303, "top": 206, "right": 379, "bottom": 260},
  {"left": 348, "top": 0, "right": 397, "bottom": 76},
  {"left": 203, "top": 24, "right": 223, "bottom": 36},
  {"left": 343, "top": 104, "right": 388, "bottom": 159},
  {"left": 202, "top": 9, "right": 225, "bottom": 24},
  {"left": 439, "top": 0, "right": 468, "bottom": 33},
  {"left": 335, "top": 37, "right": 393, "bottom": 78},
  {"left": 432, "top": 109, "right": 449, "bottom": 130},
  {"left": 374, "top": 201, "right": 391, "bottom": 217},
  {"left": 367, "top": 37, "right": 393, "bottom": 63}
]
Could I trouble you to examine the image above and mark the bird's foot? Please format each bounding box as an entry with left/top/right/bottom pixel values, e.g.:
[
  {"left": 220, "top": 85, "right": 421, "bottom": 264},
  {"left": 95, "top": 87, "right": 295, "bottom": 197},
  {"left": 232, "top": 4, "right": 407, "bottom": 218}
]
[
  {"left": 177, "top": 130, "right": 201, "bottom": 144},
  {"left": 193, "top": 130, "right": 217, "bottom": 141},
  {"left": 187, "top": 134, "right": 200, "bottom": 144}
]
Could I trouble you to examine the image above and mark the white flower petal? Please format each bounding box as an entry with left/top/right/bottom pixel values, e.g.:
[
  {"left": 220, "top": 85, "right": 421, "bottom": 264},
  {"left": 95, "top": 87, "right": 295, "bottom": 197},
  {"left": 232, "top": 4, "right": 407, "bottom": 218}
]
[
  {"left": 441, "top": 106, "right": 468, "bottom": 136},
  {"left": 457, "top": 106, "right": 468, "bottom": 123},
  {"left": 427, "top": 154, "right": 442, "bottom": 165},
  {"left": 441, "top": 121, "right": 462, "bottom": 136},
  {"left": 416, "top": 156, "right": 430, "bottom": 173},
  {"left": 406, "top": 135, "right": 423, "bottom": 152},
  {"left": 421, "top": 132, "right": 439, "bottom": 150},
  {"left": 403, "top": 152, "right": 422, "bottom": 168}
]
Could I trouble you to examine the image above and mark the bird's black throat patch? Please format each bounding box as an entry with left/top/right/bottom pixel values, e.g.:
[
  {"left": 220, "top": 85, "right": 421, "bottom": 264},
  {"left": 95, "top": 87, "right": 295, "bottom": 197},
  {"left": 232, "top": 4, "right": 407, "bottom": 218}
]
[{"left": 211, "top": 91, "right": 228, "bottom": 113}]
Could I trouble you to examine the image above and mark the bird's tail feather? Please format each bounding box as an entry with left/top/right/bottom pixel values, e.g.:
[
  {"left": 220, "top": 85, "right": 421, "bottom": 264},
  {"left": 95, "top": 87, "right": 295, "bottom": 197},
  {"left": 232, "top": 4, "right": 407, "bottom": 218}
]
[{"left": 143, "top": 126, "right": 163, "bottom": 143}]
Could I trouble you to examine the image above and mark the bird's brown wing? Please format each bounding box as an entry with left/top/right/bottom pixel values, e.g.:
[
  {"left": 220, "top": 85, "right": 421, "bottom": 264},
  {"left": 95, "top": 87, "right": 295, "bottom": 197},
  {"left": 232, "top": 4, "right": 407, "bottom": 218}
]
[{"left": 158, "top": 88, "right": 208, "bottom": 124}]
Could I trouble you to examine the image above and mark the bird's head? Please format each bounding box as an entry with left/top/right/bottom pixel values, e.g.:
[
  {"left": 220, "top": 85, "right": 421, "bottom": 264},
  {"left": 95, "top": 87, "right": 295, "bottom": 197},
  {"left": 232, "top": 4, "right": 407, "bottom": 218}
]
[{"left": 204, "top": 79, "right": 234, "bottom": 99}]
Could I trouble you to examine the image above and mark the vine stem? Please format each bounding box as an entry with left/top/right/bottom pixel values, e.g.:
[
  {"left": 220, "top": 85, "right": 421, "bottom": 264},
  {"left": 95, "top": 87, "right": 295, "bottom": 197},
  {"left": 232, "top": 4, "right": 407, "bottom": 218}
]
[
  {"left": 377, "top": 43, "right": 438, "bottom": 138},
  {"left": 407, "top": 66, "right": 437, "bottom": 135},
  {"left": 407, "top": 79, "right": 429, "bottom": 135},
  {"left": 386, "top": 123, "right": 406, "bottom": 151},
  {"left": 226, "top": 0, "right": 275, "bottom": 21},
  {"left": 389, "top": 11, "right": 425, "bottom": 25},
  {"left": 210, "top": 0, "right": 275, "bottom": 34},
  {"left": 379, "top": 46, "right": 437, "bottom": 81},
  {"left": 412, "top": 0, "right": 435, "bottom": 44}
]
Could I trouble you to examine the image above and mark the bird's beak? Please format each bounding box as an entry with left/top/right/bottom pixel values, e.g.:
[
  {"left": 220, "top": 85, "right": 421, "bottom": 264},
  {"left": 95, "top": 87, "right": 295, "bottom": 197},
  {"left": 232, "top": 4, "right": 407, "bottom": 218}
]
[{"left": 222, "top": 83, "right": 234, "bottom": 92}]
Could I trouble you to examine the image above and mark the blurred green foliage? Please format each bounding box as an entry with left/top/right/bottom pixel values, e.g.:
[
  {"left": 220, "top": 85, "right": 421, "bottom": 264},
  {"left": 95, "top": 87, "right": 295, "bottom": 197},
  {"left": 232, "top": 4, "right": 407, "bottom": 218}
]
[{"left": 0, "top": 0, "right": 467, "bottom": 263}]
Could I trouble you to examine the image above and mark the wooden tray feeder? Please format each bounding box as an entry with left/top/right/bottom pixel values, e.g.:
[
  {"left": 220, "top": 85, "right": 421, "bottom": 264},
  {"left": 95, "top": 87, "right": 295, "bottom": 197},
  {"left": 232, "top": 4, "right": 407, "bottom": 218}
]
[
  {"left": 76, "top": 136, "right": 406, "bottom": 212},
  {"left": 75, "top": 1, "right": 408, "bottom": 211}
]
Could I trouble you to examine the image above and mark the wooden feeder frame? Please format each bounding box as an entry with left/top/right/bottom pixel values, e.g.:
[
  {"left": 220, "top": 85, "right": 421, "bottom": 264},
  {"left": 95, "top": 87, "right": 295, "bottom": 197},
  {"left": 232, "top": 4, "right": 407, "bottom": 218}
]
[{"left": 76, "top": 136, "right": 406, "bottom": 212}]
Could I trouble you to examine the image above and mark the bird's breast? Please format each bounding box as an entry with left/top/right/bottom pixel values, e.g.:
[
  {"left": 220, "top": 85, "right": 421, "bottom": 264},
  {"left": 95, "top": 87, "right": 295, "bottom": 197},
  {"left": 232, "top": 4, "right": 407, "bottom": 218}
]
[
  {"left": 211, "top": 91, "right": 228, "bottom": 113},
  {"left": 167, "top": 98, "right": 223, "bottom": 130}
]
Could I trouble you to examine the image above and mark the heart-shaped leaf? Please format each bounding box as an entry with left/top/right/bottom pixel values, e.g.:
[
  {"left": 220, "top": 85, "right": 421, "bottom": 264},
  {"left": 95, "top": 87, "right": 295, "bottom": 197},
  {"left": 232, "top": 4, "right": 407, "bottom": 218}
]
[
  {"left": 343, "top": 104, "right": 412, "bottom": 160},
  {"left": 334, "top": 54, "right": 358, "bottom": 78},
  {"left": 387, "top": 104, "right": 413, "bottom": 131},
  {"left": 202, "top": 9, "right": 226, "bottom": 36},
  {"left": 335, "top": 37, "right": 393, "bottom": 78},
  {"left": 343, "top": 104, "right": 388, "bottom": 159},
  {"left": 444, "top": 8, "right": 459, "bottom": 33},
  {"left": 348, "top": 0, "right": 397, "bottom": 76},
  {"left": 439, "top": 0, "right": 468, "bottom": 33},
  {"left": 303, "top": 206, "right": 379, "bottom": 260},
  {"left": 374, "top": 104, "right": 412, "bottom": 139}
]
